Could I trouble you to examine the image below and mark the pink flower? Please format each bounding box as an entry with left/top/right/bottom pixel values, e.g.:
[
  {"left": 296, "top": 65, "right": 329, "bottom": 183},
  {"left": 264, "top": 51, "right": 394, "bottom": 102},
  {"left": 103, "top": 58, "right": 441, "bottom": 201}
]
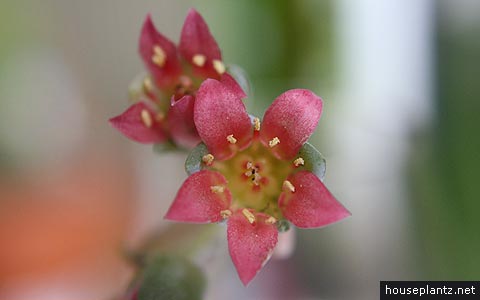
[
  {"left": 110, "top": 9, "right": 233, "bottom": 149},
  {"left": 164, "top": 78, "right": 351, "bottom": 285}
]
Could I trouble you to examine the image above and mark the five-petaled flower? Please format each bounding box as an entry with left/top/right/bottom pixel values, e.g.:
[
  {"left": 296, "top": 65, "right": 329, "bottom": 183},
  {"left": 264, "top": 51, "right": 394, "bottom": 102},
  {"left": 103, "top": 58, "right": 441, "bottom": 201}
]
[
  {"left": 109, "top": 9, "right": 232, "bottom": 148},
  {"left": 164, "top": 78, "right": 351, "bottom": 285}
]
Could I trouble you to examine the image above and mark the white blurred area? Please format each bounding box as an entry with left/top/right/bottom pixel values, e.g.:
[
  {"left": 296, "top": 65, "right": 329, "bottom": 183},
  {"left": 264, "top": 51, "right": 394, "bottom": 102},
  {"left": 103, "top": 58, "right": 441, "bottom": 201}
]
[{"left": 326, "top": 0, "right": 434, "bottom": 298}]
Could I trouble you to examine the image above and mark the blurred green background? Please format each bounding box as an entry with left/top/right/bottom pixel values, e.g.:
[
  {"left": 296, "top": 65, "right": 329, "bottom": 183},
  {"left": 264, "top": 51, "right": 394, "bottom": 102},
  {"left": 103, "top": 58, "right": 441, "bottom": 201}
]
[{"left": 1, "top": 0, "right": 479, "bottom": 299}]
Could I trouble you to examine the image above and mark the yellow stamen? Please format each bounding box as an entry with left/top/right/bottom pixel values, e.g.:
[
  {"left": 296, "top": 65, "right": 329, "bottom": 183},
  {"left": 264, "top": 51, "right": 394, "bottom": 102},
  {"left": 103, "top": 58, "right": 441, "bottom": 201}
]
[
  {"left": 293, "top": 157, "right": 305, "bottom": 167},
  {"left": 244, "top": 170, "right": 253, "bottom": 177},
  {"left": 242, "top": 208, "right": 256, "bottom": 224},
  {"left": 213, "top": 59, "right": 226, "bottom": 74},
  {"left": 283, "top": 180, "right": 295, "bottom": 193},
  {"left": 141, "top": 109, "right": 153, "bottom": 128},
  {"left": 153, "top": 45, "right": 164, "bottom": 55},
  {"left": 269, "top": 137, "right": 280, "bottom": 147},
  {"left": 220, "top": 209, "right": 232, "bottom": 219},
  {"left": 253, "top": 117, "right": 261, "bottom": 131},
  {"left": 143, "top": 77, "right": 154, "bottom": 93},
  {"left": 152, "top": 56, "right": 165, "bottom": 66},
  {"left": 151, "top": 45, "right": 166, "bottom": 67},
  {"left": 227, "top": 134, "right": 237, "bottom": 144},
  {"left": 192, "top": 54, "right": 206, "bottom": 67},
  {"left": 210, "top": 185, "right": 225, "bottom": 193},
  {"left": 246, "top": 162, "right": 253, "bottom": 169},
  {"left": 265, "top": 216, "right": 277, "bottom": 225},
  {"left": 202, "top": 154, "right": 214, "bottom": 166}
]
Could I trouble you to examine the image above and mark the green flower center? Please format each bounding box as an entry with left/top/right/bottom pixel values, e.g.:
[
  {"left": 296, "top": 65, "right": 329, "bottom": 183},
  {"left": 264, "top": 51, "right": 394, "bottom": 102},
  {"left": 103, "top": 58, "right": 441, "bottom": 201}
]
[{"left": 213, "top": 140, "right": 293, "bottom": 219}]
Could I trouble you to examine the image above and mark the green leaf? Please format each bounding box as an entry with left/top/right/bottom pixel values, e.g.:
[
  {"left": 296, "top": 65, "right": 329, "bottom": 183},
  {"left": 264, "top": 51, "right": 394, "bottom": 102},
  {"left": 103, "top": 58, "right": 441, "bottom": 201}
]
[
  {"left": 296, "top": 142, "right": 327, "bottom": 181},
  {"left": 138, "top": 255, "right": 206, "bottom": 300},
  {"left": 185, "top": 142, "right": 209, "bottom": 175}
]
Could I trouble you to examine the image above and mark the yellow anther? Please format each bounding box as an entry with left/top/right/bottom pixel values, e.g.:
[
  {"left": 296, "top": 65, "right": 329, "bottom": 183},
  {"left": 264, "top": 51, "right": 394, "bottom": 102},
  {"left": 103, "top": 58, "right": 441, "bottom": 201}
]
[
  {"left": 253, "top": 117, "right": 261, "bottom": 131},
  {"left": 246, "top": 162, "right": 253, "bottom": 169},
  {"left": 293, "top": 157, "right": 305, "bottom": 167},
  {"left": 192, "top": 54, "right": 206, "bottom": 67},
  {"left": 269, "top": 137, "right": 280, "bottom": 147},
  {"left": 244, "top": 170, "right": 253, "bottom": 177},
  {"left": 265, "top": 216, "right": 277, "bottom": 225},
  {"left": 202, "top": 154, "right": 214, "bottom": 166},
  {"left": 242, "top": 208, "right": 256, "bottom": 224},
  {"left": 220, "top": 209, "right": 232, "bottom": 219},
  {"left": 153, "top": 45, "right": 164, "bottom": 55},
  {"left": 151, "top": 45, "right": 166, "bottom": 67},
  {"left": 140, "top": 109, "right": 153, "bottom": 128},
  {"left": 152, "top": 56, "right": 165, "bottom": 66},
  {"left": 143, "top": 77, "right": 154, "bottom": 93},
  {"left": 283, "top": 180, "right": 295, "bottom": 193},
  {"left": 213, "top": 59, "right": 226, "bottom": 74},
  {"left": 227, "top": 134, "right": 237, "bottom": 144},
  {"left": 210, "top": 185, "right": 225, "bottom": 193}
]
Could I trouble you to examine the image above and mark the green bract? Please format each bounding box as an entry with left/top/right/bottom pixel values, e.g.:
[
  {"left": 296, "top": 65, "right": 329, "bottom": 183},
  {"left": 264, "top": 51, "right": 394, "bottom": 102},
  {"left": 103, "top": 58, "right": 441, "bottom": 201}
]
[
  {"left": 185, "top": 142, "right": 209, "bottom": 175},
  {"left": 296, "top": 142, "right": 327, "bottom": 181}
]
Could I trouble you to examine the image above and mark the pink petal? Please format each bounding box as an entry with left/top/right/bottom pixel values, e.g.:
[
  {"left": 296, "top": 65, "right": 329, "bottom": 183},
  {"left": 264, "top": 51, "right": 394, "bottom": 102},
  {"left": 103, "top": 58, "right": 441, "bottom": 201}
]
[
  {"left": 139, "top": 15, "right": 181, "bottom": 88},
  {"left": 179, "top": 9, "right": 222, "bottom": 78},
  {"left": 194, "top": 79, "right": 253, "bottom": 160},
  {"left": 260, "top": 89, "right": 323, "bottom": 160},
  {"left": 227, "top": 211, "right": 278, "bottom": 285},
  {"left": 220, "top": 73, "right": 246, "bottom": 99},
  {"left": 279, "top": 171, "right": 351, "bottom": 228},
  {"left": 168, "top": 95, "right": 201, "bottom": 149},
  {"left": 109, "top": 102, "right": 166, "bottom": 144},
  {"left": 164, "top": 170, "right": 231, "bottom": 223}
]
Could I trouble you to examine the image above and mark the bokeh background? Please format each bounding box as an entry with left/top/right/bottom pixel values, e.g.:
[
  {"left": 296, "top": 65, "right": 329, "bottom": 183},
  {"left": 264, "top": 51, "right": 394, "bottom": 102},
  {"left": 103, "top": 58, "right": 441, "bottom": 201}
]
[{"left": 1, "top": 0, "right": 479, "bottom": 299}]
